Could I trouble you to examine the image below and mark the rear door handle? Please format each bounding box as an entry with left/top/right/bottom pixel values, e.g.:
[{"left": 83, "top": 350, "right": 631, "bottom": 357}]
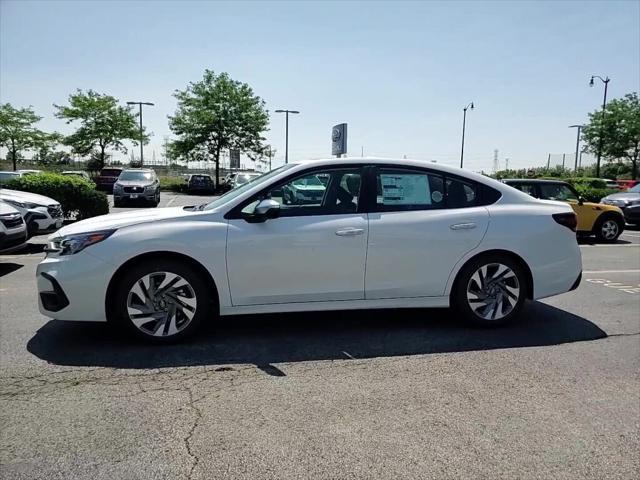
[
  {"left": 450, "top": 222, "right": 477, "bottom": 230},
  {"left": 335, "top": 228, "right": 365, "bottom": 237}
]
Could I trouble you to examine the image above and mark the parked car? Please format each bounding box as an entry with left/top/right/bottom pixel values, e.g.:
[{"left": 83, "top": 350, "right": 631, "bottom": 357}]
[
  {"left": 219, "top": 171, "right": 257, "bottom": 192},
  {"left": 187, "top": 174, "right": 215, "bottom": 193},
  {"left": 601, "top": 183, "right": 640, "bottom": 226},
  {"left": 38, "top": 158, "right": 582, "bottom": 343},
  {"left": 95, "top": 167, "right": 123, "bottom": 192},
  {"left": 16, "top": 169, "right": 43, "bottom": 176},
  {"left": 502, "top": 179, "right": 625, "bottom": 242},
  {"left": 0, "top": 171, "right": 21, "bottom": 186},
  {"left": 113, "top": 169, "right": 160, "bottom": 207},
  {"left": 0, "top": 189, "right": 63, "bottom": 237},
  {"left": 62, "top": 170, "right": 92, "bottom": 182},
  {"left": 0, "top": 201, "right": 28, "bottom": 254},
  {"left": 282, "top": 173, "right": 328, "bottom": 204},
  {"left": 616, "top": 179, "right": 640, "bottom": 191},
  {"left": 230, "top": 172, "right": 261, "bottom": 189}
]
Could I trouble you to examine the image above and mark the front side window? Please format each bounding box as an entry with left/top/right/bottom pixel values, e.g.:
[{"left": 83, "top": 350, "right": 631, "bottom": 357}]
[
  {"left": 375, "top": 169, "right": 444, "bottom": 211},
  {"left": 538, "top": 183, "right": 578, "bottom": 202},
  {"left": 243, "top": 168, "right": 361, "bottom": 217}
]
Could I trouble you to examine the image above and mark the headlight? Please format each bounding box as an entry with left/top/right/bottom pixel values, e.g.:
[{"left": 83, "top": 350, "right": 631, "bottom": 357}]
[
  {"left": 46, "top": 229, "right": 115, "bottom": 255},
  {"left": 4, "top": 199, "right": 39, "bottom": 209},
  {"left": 145, "top": 184, "right": 156, "bottom": 191},
  {"left": 113, "top": 183, "right": 123, "bottom": 191}
]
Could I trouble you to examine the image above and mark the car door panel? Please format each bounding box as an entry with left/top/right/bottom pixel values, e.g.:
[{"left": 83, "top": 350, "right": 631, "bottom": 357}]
[
  {"left": 366, "top": 207, "right": 490, "bottom": 299},
  {"left": 227, "top": 214, "right": 368, "bottom": 305}
]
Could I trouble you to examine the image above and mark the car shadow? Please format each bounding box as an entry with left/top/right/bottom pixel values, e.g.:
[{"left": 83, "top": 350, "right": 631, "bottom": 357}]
[
  {"left": 0, "top": 262, "right": 23, "bottom": 277},
  {"left": 577, "top": 237, "right": 631, "bottom": 246},
  {"left": 27, "top": 301, "right": 607, "bottom": 371}
]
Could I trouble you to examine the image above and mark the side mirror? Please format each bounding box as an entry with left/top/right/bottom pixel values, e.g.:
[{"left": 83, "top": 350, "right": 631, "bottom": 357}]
[
  {"left": 245, "top": 199, "right": 280, "bottom": 223},
  {"left": 578, "top": 196, "right": 585, "bottom": 205}
]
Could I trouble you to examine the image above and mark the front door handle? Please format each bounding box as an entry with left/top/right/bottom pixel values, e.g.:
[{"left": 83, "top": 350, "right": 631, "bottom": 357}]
[
  {"left": 450, "top": 222, "right": 477, "bottom": 230},
  {"left": 335, "top": 228, "right": 365, "bottom": 237}
]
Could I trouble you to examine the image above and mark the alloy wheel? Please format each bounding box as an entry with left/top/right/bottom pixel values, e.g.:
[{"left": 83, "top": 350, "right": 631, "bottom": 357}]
[
  {"left": 601, "top": 219, "right": 619, "bottom": 240},
  {"left": 466, "top": 263, "right": 520, "bottom": 321},
  {"left": 126, "top": 271, "right": 197, "bottom": 337}
]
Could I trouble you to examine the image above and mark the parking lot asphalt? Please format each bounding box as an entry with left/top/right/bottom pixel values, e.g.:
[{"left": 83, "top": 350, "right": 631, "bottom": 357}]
[{"left": 0, "top": 195, "right": 639, "bottom": 480}]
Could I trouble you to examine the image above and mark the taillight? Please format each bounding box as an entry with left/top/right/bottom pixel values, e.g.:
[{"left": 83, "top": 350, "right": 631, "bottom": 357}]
[{"left": 552, "top": 212, "right": 577, "bottom": 232}]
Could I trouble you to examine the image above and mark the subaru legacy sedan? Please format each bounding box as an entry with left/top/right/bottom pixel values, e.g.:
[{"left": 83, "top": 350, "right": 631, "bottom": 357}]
[{"left": 38, "top": 159, "right": 582, "bottom": 343}]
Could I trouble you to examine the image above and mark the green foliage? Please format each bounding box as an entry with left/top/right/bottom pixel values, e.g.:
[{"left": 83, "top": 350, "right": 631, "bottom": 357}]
[
  {"left": 159, "top": 176, "right": 188, "bottom": 193},
  {"left": 571, "top": 184, "right": 618, "bottom": 203},
  {"left": 7, "top": 172, "right": 108, "bottom": 220},
  {"left": 582, "top": 92, "right": 640, "bottom": 179},
  {"left": 0, "top": 103, "right": 47, "bottom": 171},
  {"left": 169, "top": 70, "right": 270, "bottom": 185},
  {"left": 55, "top": 90, "right": 145, "bottom": 171}
]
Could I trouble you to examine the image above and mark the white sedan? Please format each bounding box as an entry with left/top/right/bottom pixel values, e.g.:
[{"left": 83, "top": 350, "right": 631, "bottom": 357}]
[{"left": 37, "top": 158, "right": 582, "bottom": 343}]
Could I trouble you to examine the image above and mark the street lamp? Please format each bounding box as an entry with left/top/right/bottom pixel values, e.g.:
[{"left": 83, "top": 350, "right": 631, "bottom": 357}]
[
  {"left": 459, "top": 102, "right": 474, "bottom": 169},
  {"left": 275, "top": 109, "right": 300, "bottom": 164},
  {"left": 569, "top": 124, "right": 585, "bottom": 171},
  {"left": 588, "top": 75, "right": 610, "bottom": 178},
  {"left": 126, "top": 101, "right": 154, "bottom": 166}
]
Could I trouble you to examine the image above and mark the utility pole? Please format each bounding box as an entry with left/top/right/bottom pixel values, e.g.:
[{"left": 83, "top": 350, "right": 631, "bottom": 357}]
[
  {"left": 589, "top": 75, "right": 610, "bottom": 177},
  {"left": 547, "top": 153, "right": 551, "bottom": 169},
  {"left": 126, "top": 101, "right": 154, "bottom": 166},
  {"left": 569, "top": 125, "right": 584, "bottom": 172},
  {"left": 493, "top": 149, "right": 499, "bottom": 173},
  {"left": 505, "top": 158, "right": 509, "bottom": 171},
  {"left": 268, "top": 145, "right": 272, "bottom": 171},
  {"left": 361, "top": 146, "right": 364, "bottom": 157},
  {"left": 562, "top": 153, "right": 566, "bottom": 170}
]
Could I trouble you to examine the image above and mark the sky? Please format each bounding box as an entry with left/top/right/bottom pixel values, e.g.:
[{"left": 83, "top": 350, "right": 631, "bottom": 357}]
[{"left": 1, "top": 0, "right": 639, "bottom": 172}]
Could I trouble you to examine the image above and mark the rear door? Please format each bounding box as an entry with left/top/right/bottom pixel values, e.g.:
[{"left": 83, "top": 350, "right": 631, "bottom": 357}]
[{"left": 365, "top": 167, "right": 490, "bottom": 299}]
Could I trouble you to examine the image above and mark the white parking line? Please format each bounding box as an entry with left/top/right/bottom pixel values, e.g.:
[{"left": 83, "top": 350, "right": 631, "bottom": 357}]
[
  {"left": 580, "top": 244, "right": 640, "bottom": 248},
  {"left": 166, "top": 196, "right": 177, "bottom": 206},
  {"left": 622, "top": 233, "right": 640, "bottom": 238},
  {"left": 583, "top": 269, "right": 640, "bottom": 274}
]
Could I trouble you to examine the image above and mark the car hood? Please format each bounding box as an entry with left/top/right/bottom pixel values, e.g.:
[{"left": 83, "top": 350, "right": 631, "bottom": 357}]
[
  {"left": 0, "top": 201, "right": 21, "bottom": 215},
  {"left": 0, "top": 189, "right": 59, "bottom": 206},
  {"left": 603, "top": 192, "right": 640, "bottom": 201},
  {"left": 115, "top": 180, "right": 155, "bottom": 187},
  {"left": 50, "top": 207, "right": 192, "bottom": 238}
]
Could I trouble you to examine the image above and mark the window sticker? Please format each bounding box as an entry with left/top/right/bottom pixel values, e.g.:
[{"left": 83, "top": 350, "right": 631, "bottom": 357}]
[{"left": 380, "top": 174, "right": 431, "bottom": 205}]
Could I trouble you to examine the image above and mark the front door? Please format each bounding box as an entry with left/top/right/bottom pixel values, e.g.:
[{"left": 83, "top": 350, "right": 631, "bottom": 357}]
[{"left": 226, "top": 168, "right": 367, "bottom": 306}]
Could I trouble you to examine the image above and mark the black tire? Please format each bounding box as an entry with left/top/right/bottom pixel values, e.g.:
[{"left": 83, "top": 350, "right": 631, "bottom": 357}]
[
  {"left": 593, "top": 214, "right": 624, "bottom": 243},
  {"left": 113, "top": 199, "right": 122, "bottom": 208},
  {"left": 111, "top": 259, "right": 212, "bottom": 344},
  {"left": 451, "top": 253, "right": 528, "bottom": 327},
  {"left": 152, "top": 191, "right": 160, "bottom": 208}
]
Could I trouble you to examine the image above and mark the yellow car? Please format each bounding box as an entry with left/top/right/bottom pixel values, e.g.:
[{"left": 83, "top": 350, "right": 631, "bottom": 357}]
[{"left": 503, "top": 179, "right": 625, "bottom": 242}]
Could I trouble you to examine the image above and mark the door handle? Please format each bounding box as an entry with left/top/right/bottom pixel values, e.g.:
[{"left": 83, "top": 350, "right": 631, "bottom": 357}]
[
  {"left": 335, "top": 228, "right": 365, "bottom": 236},
  {"left": 450, "top": 222, "right": 477, "bottom": 230}
]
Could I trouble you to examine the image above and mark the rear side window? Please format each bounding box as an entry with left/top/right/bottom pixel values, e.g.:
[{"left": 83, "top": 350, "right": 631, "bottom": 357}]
[
  {"left": 375, "top": 169, "right": 445, "bottom": 211},
  {"left": 446, "top": 177, "right": 477, "bottom": 208}
]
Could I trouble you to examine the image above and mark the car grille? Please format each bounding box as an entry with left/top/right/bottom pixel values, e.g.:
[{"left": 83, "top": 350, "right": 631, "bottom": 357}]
[
  {"left": 0, "top": 214, "right": 23, "bottom": 229},
  {"left": 47, "top": 205, "right": 63, "bottom": 218},
  {"left": 124, "top": 186, "right": 145, "bottom": 193}
]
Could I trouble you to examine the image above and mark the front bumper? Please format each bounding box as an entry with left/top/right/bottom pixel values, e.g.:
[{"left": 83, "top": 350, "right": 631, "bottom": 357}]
[
  {"left": 622, "top": 205, "right": 640, "bottom": 224},
  {"left": 0, "top": 229, "right": 28, "bottom": 253},
  {"left": 114, "top": 191, "right": 157, "bottom": 202},
  {"left": 37, "top": 251, "right": 113, "bottom": 321},
  {"left": 24, "top": 210, "right": 63, "bottom": 236}
]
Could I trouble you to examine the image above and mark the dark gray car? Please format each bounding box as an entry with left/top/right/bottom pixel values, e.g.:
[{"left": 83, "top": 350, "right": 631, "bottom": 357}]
[
  {"left": 601, "top": 184, "right": 640, "bottom": 225},
  {"left": 113, "top": 169, "right": 161, "bottom": 207}
]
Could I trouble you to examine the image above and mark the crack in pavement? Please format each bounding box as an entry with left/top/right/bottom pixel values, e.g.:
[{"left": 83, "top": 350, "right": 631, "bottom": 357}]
[{"left": 184, "top": 386, "right": 203, "bottom": 480}]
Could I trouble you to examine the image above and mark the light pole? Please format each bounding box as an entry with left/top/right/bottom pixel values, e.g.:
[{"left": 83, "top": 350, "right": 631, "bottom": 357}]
[
  {"left": 275, "top": 109, "right": 299, "bottom": 164},
  {"left": 569, "top": 124, "right": 585, "bottom": 172},
  {"left": 589, "top": 75, "right": 610, "bottom": 178},
  {"left": 459, "top": 102, "right": 474, "bottom": 168},
  {"left": 126, "top": 101, "right": 154, "bottom": 166}
]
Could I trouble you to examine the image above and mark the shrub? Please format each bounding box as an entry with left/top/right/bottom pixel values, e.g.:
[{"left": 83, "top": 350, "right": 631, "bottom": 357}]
[
  {"left": 6, "top": 172, "right": 109, "bottom": 220},
  {"left": 572, "top": 184, "right": 618, "bottom": 203},
  {"left": 159, "top": 176, "right": 189, "bottom": 193}
]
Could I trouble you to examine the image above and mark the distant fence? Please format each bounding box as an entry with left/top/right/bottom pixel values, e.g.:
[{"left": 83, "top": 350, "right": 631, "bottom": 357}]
[{"left": 546, "top": 152, "right": 597, "bottom": 170}]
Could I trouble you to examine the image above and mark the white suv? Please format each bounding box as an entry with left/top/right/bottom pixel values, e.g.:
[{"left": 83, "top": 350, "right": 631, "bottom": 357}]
[
  {"left": 0, "top": 189, "right": 63, "bottom": 237},
  {"left": 0, "top": 201, "right": 27, "bottom": 254}
]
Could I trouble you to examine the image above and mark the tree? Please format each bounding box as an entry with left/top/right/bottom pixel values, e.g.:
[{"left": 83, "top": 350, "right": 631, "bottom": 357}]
[
  {"left": 33, "top": 132, "right": 68, "bottom": 166},
  {"left": 55, "top": 90, "right": 144, "bottom": 171},
  {"left": 169, "top": 70, "right": 269, "bottom": 186},
  {"left": 582, "top": 92, "right": 640, "bottom": 179},
  {"left": 0, "top": 103, "right": 46, "bottom": 171}
]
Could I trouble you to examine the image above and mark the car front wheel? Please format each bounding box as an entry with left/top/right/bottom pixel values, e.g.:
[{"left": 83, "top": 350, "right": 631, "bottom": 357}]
[
  {"left": 594, "top": 215, "right": 623, "bottom": 243},
  {"left": 452, "top": 254, "right": 527, "bottom": 326},
  {"left": 112, "top": 260, "right": 211, "bottom": 343}
]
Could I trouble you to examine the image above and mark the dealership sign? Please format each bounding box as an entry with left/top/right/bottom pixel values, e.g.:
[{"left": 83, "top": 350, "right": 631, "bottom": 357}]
[{"left": 331, "top": 123, "right": 347, "bottom": 156}]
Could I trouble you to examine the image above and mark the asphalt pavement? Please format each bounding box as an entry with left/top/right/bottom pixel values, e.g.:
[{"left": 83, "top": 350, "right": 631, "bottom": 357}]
[{"left": 0, "top": 196, "right": 638, "bottom": 479}]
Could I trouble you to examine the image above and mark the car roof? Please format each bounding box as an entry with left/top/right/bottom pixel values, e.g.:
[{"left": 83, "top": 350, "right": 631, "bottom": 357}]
[
  {"left": 502, "top": 178, "right": 569, "bottom": 184},
  {"left": 120, "top": 168, "right": 154, "bottom": 172}
]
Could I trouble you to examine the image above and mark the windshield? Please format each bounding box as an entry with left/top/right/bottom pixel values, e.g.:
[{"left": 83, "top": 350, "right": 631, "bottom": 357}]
[
  {"left": 292, "top": 175, "right": 323, "bottom": 187},
  {"left": 201, "top": 165, "right": 295, "bottom": 211},
  {"left": 119, "top": 171, "right": 153, "bottom": 181},
  {"left": 100, "top": 169, "right": 122, "bottom": 176},
  {"left": 538, "top": 183, "right": 578, "bottom": 202},
  {"left": 628, "top": 184, "right": 640, "bottom": 193}
]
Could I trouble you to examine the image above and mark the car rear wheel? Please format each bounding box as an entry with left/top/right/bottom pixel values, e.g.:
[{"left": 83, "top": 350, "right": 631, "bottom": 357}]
[
  {"left": 112, "top": 260, "right": 211, "bottom": 343},
  {"left": 594, "top": 215, "right": 623, "bottom": 243},
  {"left": 452, "top": 254, "right": 527, "bottom": 326}
]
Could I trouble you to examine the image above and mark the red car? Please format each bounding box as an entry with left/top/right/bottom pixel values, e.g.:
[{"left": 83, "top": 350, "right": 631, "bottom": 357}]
[
  {"left": 616, "top": 179, "right": 640, "bottom": 191},
  {"left": 95, "top": 167, "right": 123, "bottom": 192}
]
